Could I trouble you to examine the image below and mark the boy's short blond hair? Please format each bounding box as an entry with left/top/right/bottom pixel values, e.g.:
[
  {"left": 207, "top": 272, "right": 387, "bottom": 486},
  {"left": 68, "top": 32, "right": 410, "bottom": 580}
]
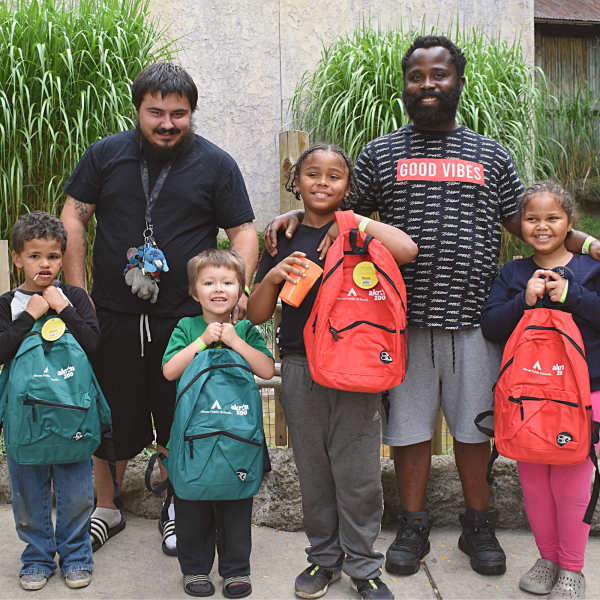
[{"left": 187, "top": 249, "right": 246, "bottom": 298}]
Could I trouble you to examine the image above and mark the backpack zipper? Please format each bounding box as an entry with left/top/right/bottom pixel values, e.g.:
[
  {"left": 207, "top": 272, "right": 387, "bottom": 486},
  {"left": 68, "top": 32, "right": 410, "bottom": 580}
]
[
  {"left": 322, "top": 258, "right": 344, "bottom": 285},
  {"left": 176, "top": 363, "right": 252, "bottom": 408},
  {"left": 330, "top": 320, "right": 396, "bottom": 342},
  {"left": 184, "top": 430, "right": 262, "bottom": 459},
  {"left": 508, "top": 395, "right": 579, "bottom": 421},
  {"left": 524, "top": 325, "right": 585, "bottom": 360},
  {"left": 24, "top": 397, "right": 89, "bottom": 422}
]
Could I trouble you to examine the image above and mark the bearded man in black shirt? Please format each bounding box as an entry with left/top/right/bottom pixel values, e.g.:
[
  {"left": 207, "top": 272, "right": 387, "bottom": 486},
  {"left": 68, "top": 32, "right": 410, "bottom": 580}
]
[
  {"left": 263, "top": 36, "right": 600, "bottom": 579},
  {"left": 60, "top": 63, "right": 258, "bottom": 555}
]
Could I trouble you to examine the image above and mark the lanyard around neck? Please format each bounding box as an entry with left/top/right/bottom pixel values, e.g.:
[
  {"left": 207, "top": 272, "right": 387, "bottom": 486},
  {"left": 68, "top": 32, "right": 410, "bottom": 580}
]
[{"left": 140, "top": 152, "right": 173, "bottom": 225}]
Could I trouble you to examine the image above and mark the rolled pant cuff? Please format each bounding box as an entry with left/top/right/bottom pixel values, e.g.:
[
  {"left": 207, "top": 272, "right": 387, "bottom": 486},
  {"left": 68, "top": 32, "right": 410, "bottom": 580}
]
[
  {"left": 21, "top": 567, "right": 55, "bottom": 578},
  {"left": 61, "top": 564, "right": 93, "bottom": 577}
]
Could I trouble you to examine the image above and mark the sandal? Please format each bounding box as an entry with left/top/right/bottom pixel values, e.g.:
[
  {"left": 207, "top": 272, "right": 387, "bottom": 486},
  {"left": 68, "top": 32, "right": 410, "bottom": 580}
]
[
  {"left": 158, "top": 516, "right": 177, "bottom": 556},
  {"left": 184, "top": 574, "right": 215, "bottom": 597},
  {"left": 89, "top": 516, "right": 126, "bottom": 552},
  {"left": 223, "top": 575, "right": 252, "bottom": 599}
]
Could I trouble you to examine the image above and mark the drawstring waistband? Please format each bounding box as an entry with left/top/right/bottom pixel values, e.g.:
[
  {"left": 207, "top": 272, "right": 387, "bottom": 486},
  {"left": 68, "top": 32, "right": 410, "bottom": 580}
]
[
  {"left": 140, "top": 314, "right": 151, "bottom": 357},
  {"left": 451, "top": 330, "right": 456, "bottom": 374}
]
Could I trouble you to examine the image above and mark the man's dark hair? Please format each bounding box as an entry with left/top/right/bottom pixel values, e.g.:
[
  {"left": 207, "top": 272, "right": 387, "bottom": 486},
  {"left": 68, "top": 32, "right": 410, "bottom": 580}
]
[
  {"left": 401, "top": 35, "right": 467, "bottom": 80},
  {"left": 132, "top": 63, "right": 198, "bottom": 112},
  {"left": 12, "top": 211, "right": 68, "bottom": 254}
]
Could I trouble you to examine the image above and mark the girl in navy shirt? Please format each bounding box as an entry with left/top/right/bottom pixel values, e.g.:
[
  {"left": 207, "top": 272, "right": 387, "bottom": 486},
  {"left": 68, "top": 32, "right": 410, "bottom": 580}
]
[{"left": 481, "top": 181, "right": 600, "bottom": 599}]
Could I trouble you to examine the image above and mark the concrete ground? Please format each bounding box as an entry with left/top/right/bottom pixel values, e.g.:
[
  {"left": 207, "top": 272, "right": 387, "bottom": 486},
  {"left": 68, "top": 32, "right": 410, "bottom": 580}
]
[{"left": 1, "top": 505, "right": 600, "bottom": 599}]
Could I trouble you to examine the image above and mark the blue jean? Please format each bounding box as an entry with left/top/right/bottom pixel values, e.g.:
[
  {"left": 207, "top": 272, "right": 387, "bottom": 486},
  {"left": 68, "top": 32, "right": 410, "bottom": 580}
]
[{"left": 7, "top": 456, "right": 94, "bottom": 577}]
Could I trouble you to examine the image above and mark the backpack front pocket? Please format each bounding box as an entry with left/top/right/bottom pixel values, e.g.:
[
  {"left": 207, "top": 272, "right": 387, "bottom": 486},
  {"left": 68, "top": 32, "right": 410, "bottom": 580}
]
[
  {"left": 319, "top": 318, "right": 397, "bottom": 376},
  {"left": 183, "top": 427, "right": 263, "bottom": 487},
  {"left": 502, "top": 385, "right": 583, "bottom": 454},
  {"left": 18, "top": 392, "right": 95, "bottom": 445}
]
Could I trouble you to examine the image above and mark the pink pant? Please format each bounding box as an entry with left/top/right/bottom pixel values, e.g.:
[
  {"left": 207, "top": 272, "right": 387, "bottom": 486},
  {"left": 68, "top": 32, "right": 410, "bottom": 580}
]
[{"left": 517, "top": 390, "right": 600, "bottom": 572}]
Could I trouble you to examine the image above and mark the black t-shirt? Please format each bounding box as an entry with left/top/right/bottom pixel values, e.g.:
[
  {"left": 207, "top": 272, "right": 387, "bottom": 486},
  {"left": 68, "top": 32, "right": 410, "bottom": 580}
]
[
  {"left": 254, "top": 222, "right": 331, "bottom": 357},
  {"left": 63, "top": 130, "right": 255, "bottom": 317},
  {"left": 343, "top": 124, "right": 523, "bottom": 329}
]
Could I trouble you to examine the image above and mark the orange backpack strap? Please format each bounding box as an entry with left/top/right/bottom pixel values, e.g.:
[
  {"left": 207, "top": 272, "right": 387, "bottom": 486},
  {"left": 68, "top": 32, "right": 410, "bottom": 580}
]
[{"left": 334, "top": 210, "right": 356, "bottom": 234}]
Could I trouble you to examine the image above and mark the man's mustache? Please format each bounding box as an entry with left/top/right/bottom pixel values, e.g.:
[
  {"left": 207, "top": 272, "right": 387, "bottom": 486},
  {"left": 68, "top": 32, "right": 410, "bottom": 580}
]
[{"left": 155, "top": 127, "right": 180, "bottom": 135}]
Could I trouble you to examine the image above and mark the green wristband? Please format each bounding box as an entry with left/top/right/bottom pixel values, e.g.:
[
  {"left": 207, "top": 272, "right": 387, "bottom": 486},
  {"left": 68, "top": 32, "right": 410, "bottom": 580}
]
[
  {"left": 194, "top": 337, "right": 207, "bottom": 352},
  {"left": 559, "top": 281, "right": 569, "bottom": 304},
  {"left": 358, "top": 217, "right": 371, "bottom": 232},
  {"left": 244, "top": 285, "right": 251, "bottom": 297},
  {"left": 583, "top": 236, "right": 596, "bottom": 255}
]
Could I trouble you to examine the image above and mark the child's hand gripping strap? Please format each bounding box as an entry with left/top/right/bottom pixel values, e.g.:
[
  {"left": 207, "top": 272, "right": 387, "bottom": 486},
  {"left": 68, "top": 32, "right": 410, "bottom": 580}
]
[{"left": 334, "top": 210, "right": 373, "bottom": 255}]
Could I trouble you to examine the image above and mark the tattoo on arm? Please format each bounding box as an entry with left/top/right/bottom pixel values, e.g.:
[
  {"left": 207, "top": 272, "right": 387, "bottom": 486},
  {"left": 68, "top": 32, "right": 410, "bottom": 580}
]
[
  {"left": 81, "top": 232, "right": 87, "bottom": 248},
  {"left": 74, "top": 200, "right": 88, "bottom": 218},
  {"left": 239, "top": 222, "right": 254, "bottom": 231}
]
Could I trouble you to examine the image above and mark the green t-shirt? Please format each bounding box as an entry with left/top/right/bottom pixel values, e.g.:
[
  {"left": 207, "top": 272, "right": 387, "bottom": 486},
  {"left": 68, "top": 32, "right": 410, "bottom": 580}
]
[{"left": 162, "top": 317, "right": 273, "bottom": 390}]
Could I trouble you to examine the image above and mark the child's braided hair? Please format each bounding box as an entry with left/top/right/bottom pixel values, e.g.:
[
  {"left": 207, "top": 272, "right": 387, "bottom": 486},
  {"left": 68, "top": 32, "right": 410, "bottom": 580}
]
[{"left": 284, "top": 144, "right": 363, "bottom": 205}]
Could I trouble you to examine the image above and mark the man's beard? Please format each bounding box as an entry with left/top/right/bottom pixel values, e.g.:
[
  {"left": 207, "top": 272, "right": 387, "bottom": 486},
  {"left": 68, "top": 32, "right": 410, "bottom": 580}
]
[
  {"left": 135, "top": 119, "right": 195, "bottom": 161},
  {"left": 402, "top": 80, "right": 463, "bottom": 128}
]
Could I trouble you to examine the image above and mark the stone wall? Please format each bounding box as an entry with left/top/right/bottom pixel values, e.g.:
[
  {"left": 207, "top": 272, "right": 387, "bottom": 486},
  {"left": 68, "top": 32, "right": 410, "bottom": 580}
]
[
  {"left": 147, "top": 0, "right": 534, "bottom": 230},
  {"left": 4, "top": 448, "right": 599, "bottom": 533}
]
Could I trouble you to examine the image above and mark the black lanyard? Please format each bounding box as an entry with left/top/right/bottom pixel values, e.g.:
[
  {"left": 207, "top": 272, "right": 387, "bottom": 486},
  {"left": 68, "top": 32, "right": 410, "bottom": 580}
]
[{"left": 140, "top": 153, "right": 173, "bottom": 225}]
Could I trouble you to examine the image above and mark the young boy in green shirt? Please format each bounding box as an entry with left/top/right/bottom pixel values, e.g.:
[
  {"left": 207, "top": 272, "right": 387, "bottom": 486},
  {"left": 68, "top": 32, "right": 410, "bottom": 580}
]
[{"left": 162, "top": 249, "right": 274, "bottom": 598}]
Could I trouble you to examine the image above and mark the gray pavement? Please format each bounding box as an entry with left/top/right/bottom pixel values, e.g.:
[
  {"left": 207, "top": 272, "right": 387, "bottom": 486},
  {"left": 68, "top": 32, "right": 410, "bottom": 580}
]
[{"left": 1, "top": 505, "right": 600, "bottom": 599}]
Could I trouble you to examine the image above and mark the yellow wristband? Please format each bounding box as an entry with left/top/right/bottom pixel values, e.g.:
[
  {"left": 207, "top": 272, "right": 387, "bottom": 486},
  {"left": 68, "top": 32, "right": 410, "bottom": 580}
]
[
  {"left": 358, "top": 217, "right": 371, "bottom": 232},
  {"left": 559, "top": 281, "right": 569, "bottom": 304},
  {"left": 194, "top": 337, "right": 207, "bottom": 352},
  {"left": 583, "top": 236, "right": 596, "bottom": 255},
  {"left": 244, "top": 285, "right": 251, "bottom": 297}
]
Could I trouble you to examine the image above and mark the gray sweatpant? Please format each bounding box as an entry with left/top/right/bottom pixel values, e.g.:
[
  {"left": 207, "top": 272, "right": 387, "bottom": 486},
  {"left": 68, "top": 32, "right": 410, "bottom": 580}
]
[{"left": 280, "top": 354, "right": 384, "bottom": 580}]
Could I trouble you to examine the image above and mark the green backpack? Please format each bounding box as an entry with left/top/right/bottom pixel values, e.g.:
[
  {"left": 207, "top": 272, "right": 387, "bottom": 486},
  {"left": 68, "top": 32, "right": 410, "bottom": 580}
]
[
  {"left": 146, "top": 347, "right": 265, "bottom": 503},
  {"left": 0, "top": 314, "right": 113, "bottom": 466}
]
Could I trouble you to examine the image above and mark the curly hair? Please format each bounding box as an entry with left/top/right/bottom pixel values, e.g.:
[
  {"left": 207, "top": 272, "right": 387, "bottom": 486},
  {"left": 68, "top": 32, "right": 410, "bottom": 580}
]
[
  {"left": 284, "top": 144, "right": 363, "bottom": 205},
  {"left": 12, "top": 211, "right": 68, "bottom": 254},
  {"left": 401, "top": 35, "right": 467, "bottom": 80},
  {"left": 187, "top": 248, "right": 246, "bottom": 299},
  {"left": 517, "top": 180, "right": 577, "bottom": 223}
]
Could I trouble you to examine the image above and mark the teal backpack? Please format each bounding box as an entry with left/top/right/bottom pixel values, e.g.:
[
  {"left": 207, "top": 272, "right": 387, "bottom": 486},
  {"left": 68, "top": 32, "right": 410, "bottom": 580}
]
[
  {"left": 0, "top": 315, "right": 117, "bottom": 472},
  {"left": 146, "top": 347, "right": 266, "bottom": 504}
]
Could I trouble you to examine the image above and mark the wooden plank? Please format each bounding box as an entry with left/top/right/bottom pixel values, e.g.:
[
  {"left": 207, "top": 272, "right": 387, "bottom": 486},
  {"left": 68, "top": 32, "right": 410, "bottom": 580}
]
[
  {"left": 279, "top": 130, "right": 309, "bottom": 215},
  {"left": 432, "top": 409, "right": 444, "bottom": 455},
  {"left": 0, "top": 240, "right": 10, "bottom": 296}
]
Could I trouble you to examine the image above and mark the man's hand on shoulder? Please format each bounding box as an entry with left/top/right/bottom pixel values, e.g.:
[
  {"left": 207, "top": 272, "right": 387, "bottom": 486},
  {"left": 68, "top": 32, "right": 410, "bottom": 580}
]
[
  {"left": 232, "top": 294, "right": 248, "bottom": 324},
  {"left": 263, "top": 210, "right": 303, "bottom": 257}
]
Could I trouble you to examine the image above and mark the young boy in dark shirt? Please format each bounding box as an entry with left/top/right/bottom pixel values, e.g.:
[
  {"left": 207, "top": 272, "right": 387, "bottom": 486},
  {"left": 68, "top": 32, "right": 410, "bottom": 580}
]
[{"left": 0, "top": 212, "right": 100, "bottom": 591}]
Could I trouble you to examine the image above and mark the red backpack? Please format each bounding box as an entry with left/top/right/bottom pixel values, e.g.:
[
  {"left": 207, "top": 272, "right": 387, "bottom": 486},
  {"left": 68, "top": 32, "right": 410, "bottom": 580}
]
[
  {"left": 303, "top": 210, "right": 408, "bottom": 394},
  {"left": 476, "top": 302, "right": 600, "bottom": 523}
]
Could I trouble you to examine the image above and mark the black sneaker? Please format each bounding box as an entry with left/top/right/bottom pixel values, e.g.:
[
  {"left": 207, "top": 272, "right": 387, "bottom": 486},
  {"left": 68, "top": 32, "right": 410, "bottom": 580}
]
[
  {"left": 458, "top": 509, "right": 506, "bottom": 575},
  {"left": 351, "top": 577, "right": 394, "bottom": 599},
  {"left": 295, "top": 565, "right": 341, "bottom": 599},
  {"left": 385, "top": 510, "right": 432, "bottom": 575}
]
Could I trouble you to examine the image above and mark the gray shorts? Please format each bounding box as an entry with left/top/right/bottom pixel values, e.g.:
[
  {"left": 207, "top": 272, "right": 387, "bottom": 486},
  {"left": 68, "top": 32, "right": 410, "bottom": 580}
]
[{"left": 382, "top": 326, "right": 503, "bottom": 446}]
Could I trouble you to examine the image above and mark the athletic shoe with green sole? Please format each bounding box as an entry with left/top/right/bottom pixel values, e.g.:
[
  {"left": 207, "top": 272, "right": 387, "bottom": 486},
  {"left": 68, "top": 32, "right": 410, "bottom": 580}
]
[{"left": 295, "top": 565, "right": 341, "bottom": 599}]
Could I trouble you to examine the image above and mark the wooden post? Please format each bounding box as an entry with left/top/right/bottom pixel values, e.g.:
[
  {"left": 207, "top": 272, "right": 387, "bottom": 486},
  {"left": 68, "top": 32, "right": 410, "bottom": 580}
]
[
  {"left": 432, "top": 409, "right": 444, "bottom": 455},
  {"left": 0, "top": 241, "right": 10, "bottom": 296},
  {"left": 279, "top": 130, "right": 309, "bottom": 215},
  {"left": 273, "top": 130, "right": 309, "bottom": 446}
]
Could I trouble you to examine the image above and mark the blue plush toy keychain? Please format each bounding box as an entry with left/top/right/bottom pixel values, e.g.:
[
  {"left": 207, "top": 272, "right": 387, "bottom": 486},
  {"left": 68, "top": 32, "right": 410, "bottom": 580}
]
[{"left": 124, "top": 149, "right": 173, "bottom": 303}]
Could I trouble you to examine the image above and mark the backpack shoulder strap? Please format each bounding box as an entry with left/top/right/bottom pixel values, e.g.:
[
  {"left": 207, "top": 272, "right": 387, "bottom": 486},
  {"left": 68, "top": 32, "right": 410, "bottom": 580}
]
[
  {"left": 334, "top": 210, "right": 356, "bottom": 235},
  {"left": 584, "top": 421, "right": 600, "bottom": 525}
]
